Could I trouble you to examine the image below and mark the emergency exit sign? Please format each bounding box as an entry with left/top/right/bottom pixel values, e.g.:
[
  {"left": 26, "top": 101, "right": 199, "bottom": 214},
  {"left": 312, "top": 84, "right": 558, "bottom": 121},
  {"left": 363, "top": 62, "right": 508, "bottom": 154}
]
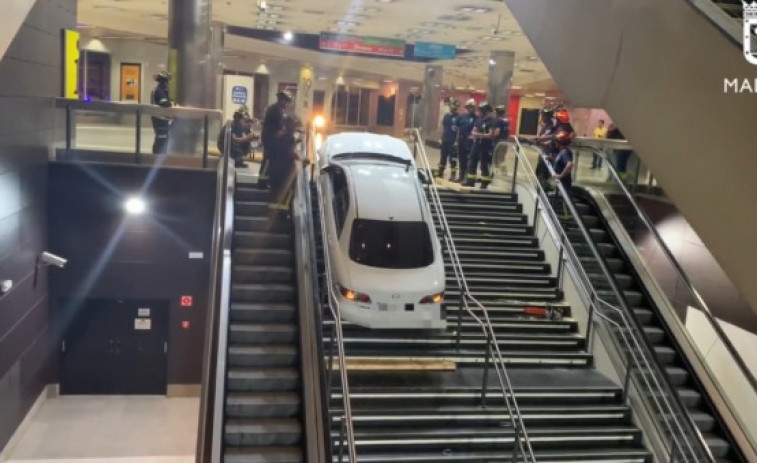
[{"left": 180, "top": 296, "right": 193, "bottom": 307}]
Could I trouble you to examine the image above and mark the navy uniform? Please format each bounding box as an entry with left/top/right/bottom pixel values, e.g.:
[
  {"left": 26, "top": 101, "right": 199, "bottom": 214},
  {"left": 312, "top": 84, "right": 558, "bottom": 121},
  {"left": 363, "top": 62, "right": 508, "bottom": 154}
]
[
  {"left": 268, "top": 114, "right": 301, "bottom": 215},
  {"left": 493, "top": 105, "right": 510, "bottom": 174},
  {"left": 437, "top": 99, "right": 460, "bottom": 180},
  {"left": 150, "top": 71, "right": 173, "bottom": 154},
  {"left": 259, "top": 90, "right": 293, "bottom": 189},
  {"left": 465, "top": 102, "right": 498, "bottom": 189},
  {"left": 454, "top": 99, "right": 478, "bottom": 183}
]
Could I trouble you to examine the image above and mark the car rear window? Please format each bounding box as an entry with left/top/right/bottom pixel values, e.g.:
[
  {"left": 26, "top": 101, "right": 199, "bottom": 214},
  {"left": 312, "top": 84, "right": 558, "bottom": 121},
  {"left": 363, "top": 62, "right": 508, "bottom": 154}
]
[{"left": 349, "top": 219, "right": 434, "bottom": 269}]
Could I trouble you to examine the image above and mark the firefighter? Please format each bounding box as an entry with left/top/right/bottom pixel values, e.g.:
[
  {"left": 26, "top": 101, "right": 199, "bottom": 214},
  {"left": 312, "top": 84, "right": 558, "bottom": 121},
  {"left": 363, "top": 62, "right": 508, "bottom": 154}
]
[
  {"left": 268, "top": 114, "right": 304, "bottom": 218},
  {"left": 150, "top": 71, "right": 173, "bottom": 154},
  {"left": 437, "top": 99, "right": 460, "bottom": 180},
  {"left": 465, "top": 102, "right": 499, "bottom": 189},
  {"left": 493, "top": 104, "right": 510, "bottom": 175},
  {"left": 259, "top": 90, "right": 293, "bottom": 189},
  {"left": 454, "top": 99, "right": 478, "bottom": 183}
]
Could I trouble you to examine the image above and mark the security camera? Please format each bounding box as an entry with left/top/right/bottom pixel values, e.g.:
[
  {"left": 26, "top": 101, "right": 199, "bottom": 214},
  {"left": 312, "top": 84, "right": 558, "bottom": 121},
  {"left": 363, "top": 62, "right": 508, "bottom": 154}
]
[{"left": 39, "top": 252, "right": 67, "bottom": 269}]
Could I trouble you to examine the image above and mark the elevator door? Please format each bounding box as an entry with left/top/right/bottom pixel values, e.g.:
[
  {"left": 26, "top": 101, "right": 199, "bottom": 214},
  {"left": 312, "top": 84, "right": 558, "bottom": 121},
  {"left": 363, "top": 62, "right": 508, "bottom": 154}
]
[{"left": 60, "top": 299, "right": 168, "bottom": 395}]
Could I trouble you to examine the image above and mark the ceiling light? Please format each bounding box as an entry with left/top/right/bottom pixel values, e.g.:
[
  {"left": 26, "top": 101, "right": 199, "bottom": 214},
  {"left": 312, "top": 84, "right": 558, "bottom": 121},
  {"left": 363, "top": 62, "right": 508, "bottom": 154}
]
[
  {"left": 125, "top": 197, "right": 146, "bottom": 215},
  {"left": 335, "top": 76, "right": 346, "bottom": 85},
  {"left": 283, "top": 30, "right": 293, "bottom": 41},
  {"left": 489, "top": 59, "right": 496, "bottom": 66},
  {"left": 255, "top": 63, "right": 270, "bottom": 75},
  {"left": 535, "top": 92, "right": 546, "bottom": 97},
  {"left": 511, "top": 85, "right": 522, "bottom": 90},
  {"left": 458, "top": 6, "right": 492, "bottom": 13}
]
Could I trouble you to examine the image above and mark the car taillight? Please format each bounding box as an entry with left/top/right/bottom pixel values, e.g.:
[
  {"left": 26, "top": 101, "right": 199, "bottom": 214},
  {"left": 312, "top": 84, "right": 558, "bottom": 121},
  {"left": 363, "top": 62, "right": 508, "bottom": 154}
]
[
  {"left": 339, "top": 285, "right": 372, "bottom": 304},
  {"left": 419, "top": 292, "right": 444, "bottom": 304}
]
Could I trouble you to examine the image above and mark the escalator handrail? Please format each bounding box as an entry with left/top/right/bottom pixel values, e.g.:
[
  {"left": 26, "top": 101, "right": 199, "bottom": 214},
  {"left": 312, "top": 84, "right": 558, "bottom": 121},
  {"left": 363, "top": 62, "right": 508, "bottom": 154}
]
[
  {"left": 410, "top": 129, "right": 537, "bottom": 463},
  {"left": 591, "top": 147, "right": 757, "bottom": 395},
  {"left": 510, "top": 137, "right": 715, "bottom": 463},
  {"left": 196, "top": 125, "right": 235, "bottom": 463},
  {"left": 294, "top": 126, "right": 329, "bottom": 462},
  {"left": 314, "top": 159, "right": 358, "bottom": 462}
]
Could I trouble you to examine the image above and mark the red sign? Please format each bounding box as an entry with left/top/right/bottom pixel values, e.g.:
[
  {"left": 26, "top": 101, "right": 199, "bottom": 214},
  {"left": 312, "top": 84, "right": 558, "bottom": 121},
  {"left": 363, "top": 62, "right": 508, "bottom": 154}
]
[
  {"left": 180, "top": 296, "right": 193, "bottom": 307},
  {"left": 181, "top": 320, "right": 191, "bottom": 330},
  {"left": 319, "top": 33, "right": 406, "bottom": 58}
]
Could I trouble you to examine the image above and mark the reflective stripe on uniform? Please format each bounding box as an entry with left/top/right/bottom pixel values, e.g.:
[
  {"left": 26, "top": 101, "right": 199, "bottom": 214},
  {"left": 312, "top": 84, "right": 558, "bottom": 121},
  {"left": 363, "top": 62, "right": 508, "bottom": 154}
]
[{"left": 466, "top": 174, "right": 477, "bottom": 179}]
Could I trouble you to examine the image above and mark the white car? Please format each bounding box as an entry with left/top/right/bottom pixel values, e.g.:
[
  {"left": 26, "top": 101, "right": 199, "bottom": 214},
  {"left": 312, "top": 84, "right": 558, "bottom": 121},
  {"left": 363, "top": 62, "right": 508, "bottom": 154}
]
[{"left": 317, "top": 132, "right": 447, "bottom": 330}]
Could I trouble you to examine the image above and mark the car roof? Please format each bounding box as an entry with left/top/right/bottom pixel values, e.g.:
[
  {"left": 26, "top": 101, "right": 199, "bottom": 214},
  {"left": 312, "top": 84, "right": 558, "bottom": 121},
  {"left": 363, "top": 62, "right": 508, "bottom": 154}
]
[
  {"left": 345, "top": 163, "right": 423, "bottom": 222},
  {"left": 325, "top": 132, "right": 414, "bottom": 163}
]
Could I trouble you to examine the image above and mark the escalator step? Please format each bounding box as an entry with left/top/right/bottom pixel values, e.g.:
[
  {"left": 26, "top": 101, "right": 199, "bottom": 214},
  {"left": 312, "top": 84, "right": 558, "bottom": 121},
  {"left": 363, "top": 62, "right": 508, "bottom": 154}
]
[
  {"left": 225, "top": 418, "right": 302, "bottom": 446},
  {"left": 227, "top": 367, "right": 300, "bottom": 392},
  {"left": 224, "top": 446, "right": 303, "bottom": 463}
]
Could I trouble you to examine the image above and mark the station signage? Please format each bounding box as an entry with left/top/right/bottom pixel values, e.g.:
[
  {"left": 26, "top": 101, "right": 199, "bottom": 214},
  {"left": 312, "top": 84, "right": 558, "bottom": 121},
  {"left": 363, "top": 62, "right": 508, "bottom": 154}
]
[
  {"left": 319, "top": 32, "right": 406, "bottom": 58},
  {"left": 413, "top": 41, "right": 457, "bottom": 60}
]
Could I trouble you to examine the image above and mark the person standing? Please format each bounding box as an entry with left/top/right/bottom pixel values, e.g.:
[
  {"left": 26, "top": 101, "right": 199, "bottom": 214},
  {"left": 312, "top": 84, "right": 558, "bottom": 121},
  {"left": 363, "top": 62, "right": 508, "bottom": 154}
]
[
  {"left": 591, "top": 119, "right": 608, "bottom": 169},
  {"left": 607, "top": 124, "right": 631, "bottom": 180},
  {"left": 454, "top": 99, "right": 477, "bottom": 183},
  {"left": 259, "top": 90, "right": 293, "bottom": 189},
  {"left": 231, "top": 106, "right": 255, "bottom": 168},
  {"left": 552, "top": 130, "right": 575, "bottom": 218},
  {"left": 493, "top": 104, "right": 510, "bottom": 175},
  {"left": 268, "top": 114, "right": 304, "bottom": 216},
  {"left": 150, "top": 71, "right": 173, "bottom": 154},
  {"left": 437, "top": 99, "right": 460, "bottom": 180},
  {"left": 465, "top": 102, "right": 499, "bottom": 189}
]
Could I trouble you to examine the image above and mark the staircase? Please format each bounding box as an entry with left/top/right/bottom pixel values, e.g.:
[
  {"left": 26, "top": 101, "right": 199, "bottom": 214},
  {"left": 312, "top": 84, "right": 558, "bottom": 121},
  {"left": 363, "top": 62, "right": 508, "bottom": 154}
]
[
  {"left": 562, "top": 189, "right": 742, "bottom": 462},
  {"left": 222, "top": 184, "right": 304, "bottom": 463},
  {"left": 313, "top": 184, "right": 652, "bottom": 462}
]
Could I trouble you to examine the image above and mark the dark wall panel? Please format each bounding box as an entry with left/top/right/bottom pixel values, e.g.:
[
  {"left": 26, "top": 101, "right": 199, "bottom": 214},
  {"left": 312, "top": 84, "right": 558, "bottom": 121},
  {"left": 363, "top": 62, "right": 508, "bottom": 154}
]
[
  {"left": 0, "top": 0, "right": 77, "bottom": 451},
  {"left": 48, "top": 163, "right": 216, "bottom": 385}
]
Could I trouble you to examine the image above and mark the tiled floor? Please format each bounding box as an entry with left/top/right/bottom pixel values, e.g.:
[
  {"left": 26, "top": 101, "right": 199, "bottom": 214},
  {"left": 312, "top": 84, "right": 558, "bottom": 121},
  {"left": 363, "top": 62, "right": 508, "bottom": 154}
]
[{"left": 5, "top": 396, "right": 198, "bottom": 463}]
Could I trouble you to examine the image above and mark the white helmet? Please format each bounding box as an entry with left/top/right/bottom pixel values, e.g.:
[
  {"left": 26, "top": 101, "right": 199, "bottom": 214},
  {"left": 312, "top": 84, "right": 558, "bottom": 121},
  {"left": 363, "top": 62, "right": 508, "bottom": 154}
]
[{"left": 465, "top": 98, "right": 476, "bottom": 108}]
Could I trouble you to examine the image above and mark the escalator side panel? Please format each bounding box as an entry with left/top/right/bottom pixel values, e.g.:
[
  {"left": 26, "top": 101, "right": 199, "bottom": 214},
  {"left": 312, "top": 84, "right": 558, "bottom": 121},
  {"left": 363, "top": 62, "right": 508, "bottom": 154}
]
[{"left": 504, "top": 0, "right": 757, "bottom": 320}]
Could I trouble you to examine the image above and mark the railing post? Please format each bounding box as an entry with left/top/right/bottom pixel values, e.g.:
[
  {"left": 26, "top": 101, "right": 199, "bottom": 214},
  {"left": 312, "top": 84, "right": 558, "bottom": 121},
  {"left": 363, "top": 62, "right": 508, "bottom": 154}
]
[
  {"left": 532, "top": 196, "right": 540, "bottom": 231},
  {"left": 135, "top": 109, "right": 142, "bottom": 165},
  {"left": 586, "top": 293, "right": 597, "bottom": 353},
  {"left": 480, "top": 332, "right": 492, "bottom": 408},
  {"left": 338, "top": 415, "right": 346, "bottom": 463},
  {"left": 65, "top": 105, "right": 73, "bottom": 157},
  {"left": 456, "top": 297, "right": 464, "bottom": 350},
  {"left": 511, "top": 423, "right": 522, "bottom": 463},
  {"left": 511, "top": 153, "right": 519, "bottom": 194},
  {"left": 556, "top": 238, "right": 565, "bottom": 288},
  {"left": 622, "top": 352, "right": 634, "bottom": 404},
  {"left": 203, "top": 114, "right": 210, "bottom": 168}
]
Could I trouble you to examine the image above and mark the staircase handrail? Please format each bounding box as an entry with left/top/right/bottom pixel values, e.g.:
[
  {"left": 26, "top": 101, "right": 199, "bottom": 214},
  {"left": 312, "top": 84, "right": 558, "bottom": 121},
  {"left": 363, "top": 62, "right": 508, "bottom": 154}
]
[
  {"left": 196, "top": 125, "right": 235, "bottom": 463},
  {"left": 511, "top": 137, "right": 715, "bottom": 462},
  {"left": 313, "top": 132, "right": 358, "bottom": 462},
  {"left": 409, "top": 128, "right": 537, "bottom": 463}
]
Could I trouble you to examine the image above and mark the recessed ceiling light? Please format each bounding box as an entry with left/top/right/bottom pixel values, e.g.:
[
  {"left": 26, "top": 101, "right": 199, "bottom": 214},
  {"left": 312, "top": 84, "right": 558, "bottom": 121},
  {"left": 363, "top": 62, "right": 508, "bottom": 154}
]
[
  {"left": 535, "top": 92, "right": 546, "bottom": 97},
  {"left": 458, "top": 6, "right": 492, "bottom": 13},
  {"left": 283, "top": 30, "right": 293, "bottom": 41}
]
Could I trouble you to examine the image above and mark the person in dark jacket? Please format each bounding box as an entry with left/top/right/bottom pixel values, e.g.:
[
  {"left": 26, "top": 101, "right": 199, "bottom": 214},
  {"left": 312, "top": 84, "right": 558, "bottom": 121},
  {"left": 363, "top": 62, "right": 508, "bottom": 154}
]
[
  {"left": 493, "top": 104, "right": 510, "bottom": 175},
  {"left": 437, "top": 99, "right": 460, "bottom": 180},
  {"left": 268, "top": 114, "right": 304, "bottom": 217},
  {"left": 454, "top": 99, "right": 478, "bottom": 183},
  {"left": 151, "top": 71, "right": 173, "bottom": 154},
  {"left": 465, "top": 102, "right": 499, "bottom": 189},
  {"left": 607, "top": 124, "right": 632, "bottom": 179},
  {"left": 259, "top": 90, "right": 293, "bottom": 189}
]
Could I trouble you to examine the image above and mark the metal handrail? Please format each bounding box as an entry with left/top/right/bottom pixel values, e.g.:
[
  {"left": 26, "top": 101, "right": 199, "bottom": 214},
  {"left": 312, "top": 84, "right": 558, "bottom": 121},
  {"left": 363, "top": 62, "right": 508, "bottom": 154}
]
[
  {"left": 410, "top": 129, "right": 537, "bottom": 463},
  {"left": 196, "top": 125, "right": 235, "bottom": 463},
  {"left": 590, "top": 147, "right": 757, "bottom": 394},
  {"left": 511, "top": 137, "right": 715, "bottom": 462},
  {"left": 313, "top": 133, "right": 358, "bottom": 462},
  {"left": 55, "top": 97, "right": 222, "bottom": 166}
]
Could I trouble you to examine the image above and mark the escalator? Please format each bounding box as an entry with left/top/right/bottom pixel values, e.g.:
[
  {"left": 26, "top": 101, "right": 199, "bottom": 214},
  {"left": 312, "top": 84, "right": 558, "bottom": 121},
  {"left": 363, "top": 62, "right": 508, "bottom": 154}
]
[
  {"left": 562, "top": 189, "right": 744, "bottom": 462},
  {"left": 503, "top": 0, "right": 757, "bottom": 319},
  {"left": 312, "top": 180, "right": 652, "bottom": 462},
  {"left": 222, "top": 183, "right": 304, "bottom": 462}
]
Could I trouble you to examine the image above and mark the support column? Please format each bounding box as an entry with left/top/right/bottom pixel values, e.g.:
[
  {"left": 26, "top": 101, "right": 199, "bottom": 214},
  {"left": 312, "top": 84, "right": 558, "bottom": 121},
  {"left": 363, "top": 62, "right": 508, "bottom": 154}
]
[
  {"left": 487, "top": 50, "right": 515, "bottom": 109},
  {"left": 295, "top": 66, "right": 314, "bottom": 122},
  {"left": 419, "top": 65, "right": 443, "bottom": 138},
  {"left": 167, "top": 0, "right": 213, "bottom": 153}
]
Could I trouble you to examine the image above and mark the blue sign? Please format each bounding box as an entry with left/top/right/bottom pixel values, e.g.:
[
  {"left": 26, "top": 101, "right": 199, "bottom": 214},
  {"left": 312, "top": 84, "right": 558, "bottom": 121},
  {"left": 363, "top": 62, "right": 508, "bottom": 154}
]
[
  {"left": 231, "top": 86, "right": 248, "bottom": 105},
  {"left": 413, "top": 41, "right": 457, "bottom": 60}
]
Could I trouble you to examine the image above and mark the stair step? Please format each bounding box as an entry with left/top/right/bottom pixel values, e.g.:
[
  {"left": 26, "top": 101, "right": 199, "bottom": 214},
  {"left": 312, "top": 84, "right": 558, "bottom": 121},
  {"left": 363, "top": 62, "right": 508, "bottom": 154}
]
[
  {"left": 234, "top": 265, "right": 294, "bottom": 283},
  {"left": 331, "top": 448, "right": 650, "bottom": 462},
  {"left": 224, "top": 446, "right": 303, "bottom": 463},
  {"left": 230, "top": 323, "right": 297, "bottom": 344},
  {"left": 228, "top": 345, "right": 298, "bottom": 367},
  {"left": 227, "top": 367, "right": 300, "bottom": 392},
  {"left": 225, "top": 418, "right": 302, "bottom": 446},
  {"left": 236, "top": 216, "right": 290, "bottom": 233},
  {"left": 230, "top": 303, "right": 297, "bottom": 323},
  {"left": 226, "top": 392, "right": 301, "bottom": 418},
  {"left": 234, "top": 249, "right": 293, "bottom": 266},
  {"left": 235, "top": 187, "right": 270, "bottom": 202},
  {"left": 234, "top": 231, "right": 292, "bottom": 249},
  {"left": 232, "top": 283, "right": 295, "bottom": 303}
]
